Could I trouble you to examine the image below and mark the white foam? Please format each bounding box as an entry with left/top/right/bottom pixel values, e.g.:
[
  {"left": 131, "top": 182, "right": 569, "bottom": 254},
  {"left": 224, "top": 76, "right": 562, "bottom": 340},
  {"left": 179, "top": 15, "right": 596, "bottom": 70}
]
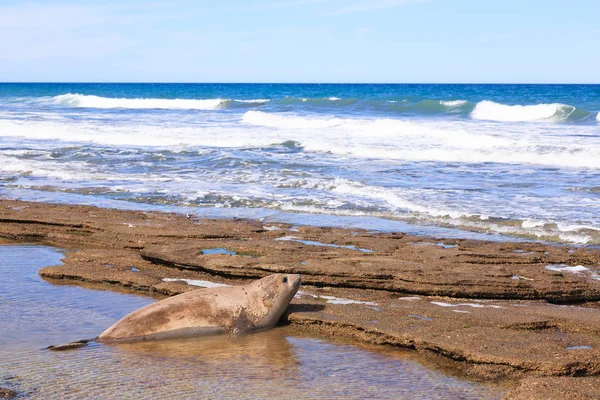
[
  {"left": 4, "top": 110, "right": 600, "bottom": 171},
  {"left": 512, "top": 275, "right": 534, "bottom": 281},
  {"left": 243, "top": 110, "right": 344, "bottom": 129},
  {"left": 241, "top": 111, "right": 600, "bottom": 169},
  {"left": 47, "top": 93, "right": 225, "bottom": 110},
  {"left": 556, "top": 223, "right": 600, "bottom": 232},
  {"left": 545, "top": 265, "right": 589, "bottom": 273},
  {"left": 274, "top": 235, "right": 297, "bottom": 241},
  {"left": 162, "top": 278, "right": 230, "bottom": 288},
  {"left": 262, "top": 225, "right": 280, "bottom": 231},
  {"left": 329, "top": 178, "right": 471, "bottom": 219},
  {"left": 471, "top": 100, "right": 573, "bottom": 122},
  {"left": 431, "top": 302, "right": 485, "bottom": 308},
  {"left": 0, "top": 119, "right": 280, "bottom": 148},
  {"left": 431, "top": 301, "right": 503, "bottom": 309},
  {"left": 440, "top": 100, "right": 467, "bottom": 107},
  {"left": 597, "top": 112, "right": 600, "bottom": 122},
  {"left": 522, "top": 219, "right": 547, "bottom": 228},
  {"left": 398, "top": 296, "right": 422, "bottom": 301},
  {"left": 234, "top": 99, "right": 270, "bottom": 104},
  {"left": 295, "top": 291, "right": 376, "bottom": 305}
]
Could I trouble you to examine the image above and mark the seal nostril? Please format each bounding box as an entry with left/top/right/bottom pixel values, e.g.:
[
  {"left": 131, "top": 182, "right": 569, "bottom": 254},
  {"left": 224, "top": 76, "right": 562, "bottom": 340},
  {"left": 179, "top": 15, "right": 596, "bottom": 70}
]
[{"left": 282, "top": 277, "right": 288, "bottom": 283}]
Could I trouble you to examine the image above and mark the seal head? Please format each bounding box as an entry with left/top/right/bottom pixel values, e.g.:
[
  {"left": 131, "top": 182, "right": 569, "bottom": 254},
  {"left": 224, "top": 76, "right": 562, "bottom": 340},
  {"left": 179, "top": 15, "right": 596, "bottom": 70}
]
[{"left": 249, "top": 273, "right": 301, "bottom": 332}]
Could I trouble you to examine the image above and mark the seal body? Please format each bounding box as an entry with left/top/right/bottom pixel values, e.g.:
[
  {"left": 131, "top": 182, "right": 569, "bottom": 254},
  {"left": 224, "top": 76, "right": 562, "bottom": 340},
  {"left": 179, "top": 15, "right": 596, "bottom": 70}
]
[{"left": 97, "top": 274, "right": 300, "bottom": 342}]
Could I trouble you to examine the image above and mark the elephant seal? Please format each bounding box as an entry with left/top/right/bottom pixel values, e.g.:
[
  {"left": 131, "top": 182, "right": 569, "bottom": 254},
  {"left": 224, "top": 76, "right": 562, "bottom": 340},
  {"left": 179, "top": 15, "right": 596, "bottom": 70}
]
[{"left": 48, "top": 274, "right": 300, "bottom": 350}]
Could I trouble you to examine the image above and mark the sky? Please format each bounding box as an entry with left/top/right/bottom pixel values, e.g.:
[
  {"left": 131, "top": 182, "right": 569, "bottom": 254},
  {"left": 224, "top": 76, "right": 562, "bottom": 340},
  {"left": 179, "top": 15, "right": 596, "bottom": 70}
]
[{"left": 0, "top": 0, "right": 598, "bottom": 83}]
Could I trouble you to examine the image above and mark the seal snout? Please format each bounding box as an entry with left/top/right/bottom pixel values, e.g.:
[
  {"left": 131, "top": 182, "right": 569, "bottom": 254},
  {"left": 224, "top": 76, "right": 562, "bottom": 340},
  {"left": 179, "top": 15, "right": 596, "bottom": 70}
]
[{"left": 286, "top": 274, "right": 301, "bottom": 292}]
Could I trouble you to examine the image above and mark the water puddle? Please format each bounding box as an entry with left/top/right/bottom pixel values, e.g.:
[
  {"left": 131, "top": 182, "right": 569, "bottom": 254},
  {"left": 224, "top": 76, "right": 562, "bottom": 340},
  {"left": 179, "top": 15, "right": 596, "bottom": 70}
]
[
  {"left": 398, "top": 296, "right": 422, "bottom": 301},
  {"left": 201, "top": 248, "right": 237, "bottom": 256},
  {"left": 275, "top": 236, "right": 373, "bottom": 253},
  {"left": 512, "top": 274, "right": 534, "bottom": 281},
  {"left": 296, "top": 291, "right": 377, "bottom": 306},
  {"left": 431, "top": 301, "right": 504, "bottom": 309},
  {"left": 545, "top": 264, "right": 600, "bottom": 280},
  {"left": 565, "top": 345, "right": 593, "bottom": 350},
  {"left": 262, "top": 225, "right": 280, "bottom": 231},
  {"left": 0, "top": 245, "right": 506, "bottom": 399},
  {"left": 408, "top": 314, "right": 433, "bottom": 321},
  {"left": 411, "top": 242, "right": 458, "bottom": 249},
  {"left": 162, "top": 278, "right": 230, "bottom": 288},
  {"left": 320, "top": 295, "right": 377, "bottom": 306},
  {"left": 436, "top": 242, "right": 458, "bottom": 249},
  {"left": 545, "top": 264, "right": 589, "bottom": 273}
]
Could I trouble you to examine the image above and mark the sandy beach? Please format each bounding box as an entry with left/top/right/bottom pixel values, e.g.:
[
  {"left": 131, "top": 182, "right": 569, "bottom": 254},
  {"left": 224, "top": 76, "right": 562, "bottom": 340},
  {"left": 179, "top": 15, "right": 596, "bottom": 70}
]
[{"left": 1, "top": 199, "right": 599, "bottom": 398}]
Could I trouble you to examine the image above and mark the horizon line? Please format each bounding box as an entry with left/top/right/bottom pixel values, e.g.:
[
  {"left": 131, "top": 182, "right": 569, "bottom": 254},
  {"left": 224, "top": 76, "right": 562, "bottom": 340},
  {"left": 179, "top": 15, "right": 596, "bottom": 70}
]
[{"left": 1, "top": 82, "right": 599, "bottom": 85}]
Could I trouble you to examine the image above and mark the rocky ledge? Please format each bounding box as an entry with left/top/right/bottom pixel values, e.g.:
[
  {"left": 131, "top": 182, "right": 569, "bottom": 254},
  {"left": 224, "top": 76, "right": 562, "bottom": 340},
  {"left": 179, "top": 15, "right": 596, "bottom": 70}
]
[{"left": 1, "top": 200, "right": 600, "bottom": 399}]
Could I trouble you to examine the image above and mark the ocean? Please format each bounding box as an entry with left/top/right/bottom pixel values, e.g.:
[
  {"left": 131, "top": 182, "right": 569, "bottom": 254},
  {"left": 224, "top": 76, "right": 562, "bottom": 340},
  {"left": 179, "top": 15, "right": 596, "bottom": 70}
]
[{"left": 0, "top": 83, "right": 599, "bottom": 245}]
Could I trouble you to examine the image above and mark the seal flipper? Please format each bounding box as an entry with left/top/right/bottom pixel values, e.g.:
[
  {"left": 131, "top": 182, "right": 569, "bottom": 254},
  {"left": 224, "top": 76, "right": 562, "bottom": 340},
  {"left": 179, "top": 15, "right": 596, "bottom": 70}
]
[{"left": 46, "top": 337, "right": 97, "bottom": 351}]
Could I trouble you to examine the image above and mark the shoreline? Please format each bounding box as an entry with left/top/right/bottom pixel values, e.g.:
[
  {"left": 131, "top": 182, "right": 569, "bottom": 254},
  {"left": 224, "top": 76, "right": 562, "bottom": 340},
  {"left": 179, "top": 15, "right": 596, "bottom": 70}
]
[
  {"left": 3, "top": 199, "right": 600, "bottom": 398},
  {"left": 3, "top": 187, "right": 543, "bottom": 244}
]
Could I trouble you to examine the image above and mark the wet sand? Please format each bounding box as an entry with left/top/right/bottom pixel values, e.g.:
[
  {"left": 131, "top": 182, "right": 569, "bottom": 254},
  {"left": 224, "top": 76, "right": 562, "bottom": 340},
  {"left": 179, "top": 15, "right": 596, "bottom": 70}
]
[{"left": 1, "top": 200, "right": 600, "bottom": 398}]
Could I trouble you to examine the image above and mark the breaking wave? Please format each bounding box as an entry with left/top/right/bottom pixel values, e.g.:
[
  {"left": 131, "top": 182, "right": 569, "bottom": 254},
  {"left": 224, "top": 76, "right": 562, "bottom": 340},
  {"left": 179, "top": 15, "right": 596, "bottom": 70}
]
[
  {"left": 3, "top": 94, "right": 597, "bottom": 122},
  {"left": 471, "top": 101, "right": 580, "bottom": 122},
  {"left": 241, "top": 111, "right": 600, "bottom": 169},
  {"left": 47, "top": 94, "right": 227, "bottom": 110},
  {"left": 31, "top": 94, "right": 269, "bottom": 110}
]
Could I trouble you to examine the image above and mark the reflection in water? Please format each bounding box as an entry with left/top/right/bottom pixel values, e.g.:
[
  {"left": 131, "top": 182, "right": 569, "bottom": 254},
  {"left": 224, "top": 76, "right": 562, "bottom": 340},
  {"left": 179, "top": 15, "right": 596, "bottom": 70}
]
[{"left": 0, "top": 245, "right": 506, "bottom": 399}]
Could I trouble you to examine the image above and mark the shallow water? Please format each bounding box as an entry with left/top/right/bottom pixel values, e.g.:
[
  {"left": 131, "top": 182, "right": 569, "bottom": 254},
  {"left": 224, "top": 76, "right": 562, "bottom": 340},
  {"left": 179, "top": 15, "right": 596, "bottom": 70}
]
[{"left": 0, "top": 245, "right": 506, "bottom": 399}]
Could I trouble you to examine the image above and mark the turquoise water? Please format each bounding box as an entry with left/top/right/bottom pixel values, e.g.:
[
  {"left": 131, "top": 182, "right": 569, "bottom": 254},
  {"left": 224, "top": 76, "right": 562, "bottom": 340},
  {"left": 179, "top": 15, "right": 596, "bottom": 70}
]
[{"left": 1, "top": 83, "right": 600, "bottom": 244}]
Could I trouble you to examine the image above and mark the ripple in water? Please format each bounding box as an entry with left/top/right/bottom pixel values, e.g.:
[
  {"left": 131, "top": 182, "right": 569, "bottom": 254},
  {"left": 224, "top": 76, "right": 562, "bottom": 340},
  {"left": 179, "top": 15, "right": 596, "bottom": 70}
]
[{"left": 0, "top": 245, "right": 506, "bottom": 399}]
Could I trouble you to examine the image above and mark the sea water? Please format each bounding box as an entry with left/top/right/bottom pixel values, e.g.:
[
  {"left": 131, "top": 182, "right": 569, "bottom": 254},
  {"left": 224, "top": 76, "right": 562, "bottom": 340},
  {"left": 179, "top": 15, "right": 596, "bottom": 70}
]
[{"left": 0, "top": 83, "right": 599, "bottom": 244}]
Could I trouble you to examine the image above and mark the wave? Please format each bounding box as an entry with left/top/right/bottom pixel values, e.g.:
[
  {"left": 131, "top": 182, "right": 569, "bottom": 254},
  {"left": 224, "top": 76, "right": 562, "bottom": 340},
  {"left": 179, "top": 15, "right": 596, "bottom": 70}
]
[
  {"left": 232, "top": 99, "right": 270, "bottom": 104},
  {"left": 241, "top": 111, "right": 600, "bottom": 169},
  {"left": 273, "top": 98, "right": 594, "bottom": 122},
  {"left": 271, "top": 98, "right": 593, "bottom": 122},
  {"left": 326, "top": 179, "right": 600, "bottom": 244},
  {"left": 439, "top": 100, "right": 468, "bottom": 107},
  {"left": 471, "top": 101, "right": 582, "bottom": 122},
  {"left": 35, "top": 94, "right": 271, "bottom": 110},
  {"left": 2, "top": 110, "right": 599, "bottom": 169},
  {"left": 4, "top": 93, "right": 597, "bottom": 122},
  {"left": 242, "top": 110, "right": 345, "bottom": 129},
  {"left": 46, "top": 94, "right": 226, "bottom": 110}
]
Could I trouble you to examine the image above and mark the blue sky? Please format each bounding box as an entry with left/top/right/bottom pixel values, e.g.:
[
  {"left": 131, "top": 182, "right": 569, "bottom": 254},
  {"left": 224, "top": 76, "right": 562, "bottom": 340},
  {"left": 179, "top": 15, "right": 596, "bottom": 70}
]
[{"left": 0, "top": 0, "right": 598, "bottom": 83}]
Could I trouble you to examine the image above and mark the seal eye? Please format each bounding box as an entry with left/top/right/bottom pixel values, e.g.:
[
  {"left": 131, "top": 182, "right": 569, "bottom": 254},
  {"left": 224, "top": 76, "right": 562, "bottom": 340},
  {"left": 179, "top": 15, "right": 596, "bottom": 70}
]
[{"left": 282, "top": 277, "right": 288, "bottom": 283}]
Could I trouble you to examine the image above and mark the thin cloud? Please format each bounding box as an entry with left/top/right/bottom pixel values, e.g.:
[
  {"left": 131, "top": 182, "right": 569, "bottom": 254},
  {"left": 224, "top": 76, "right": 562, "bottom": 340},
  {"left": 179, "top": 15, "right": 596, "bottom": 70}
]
[
  {"left": 321, "top": 0, "right": 428, "bottom": 17},
  {"left": 0, "top": 1, "right": 197, "bottom": 29},
  {"left": 239, "top": 0, "right": 335, "bottom": 12}
]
